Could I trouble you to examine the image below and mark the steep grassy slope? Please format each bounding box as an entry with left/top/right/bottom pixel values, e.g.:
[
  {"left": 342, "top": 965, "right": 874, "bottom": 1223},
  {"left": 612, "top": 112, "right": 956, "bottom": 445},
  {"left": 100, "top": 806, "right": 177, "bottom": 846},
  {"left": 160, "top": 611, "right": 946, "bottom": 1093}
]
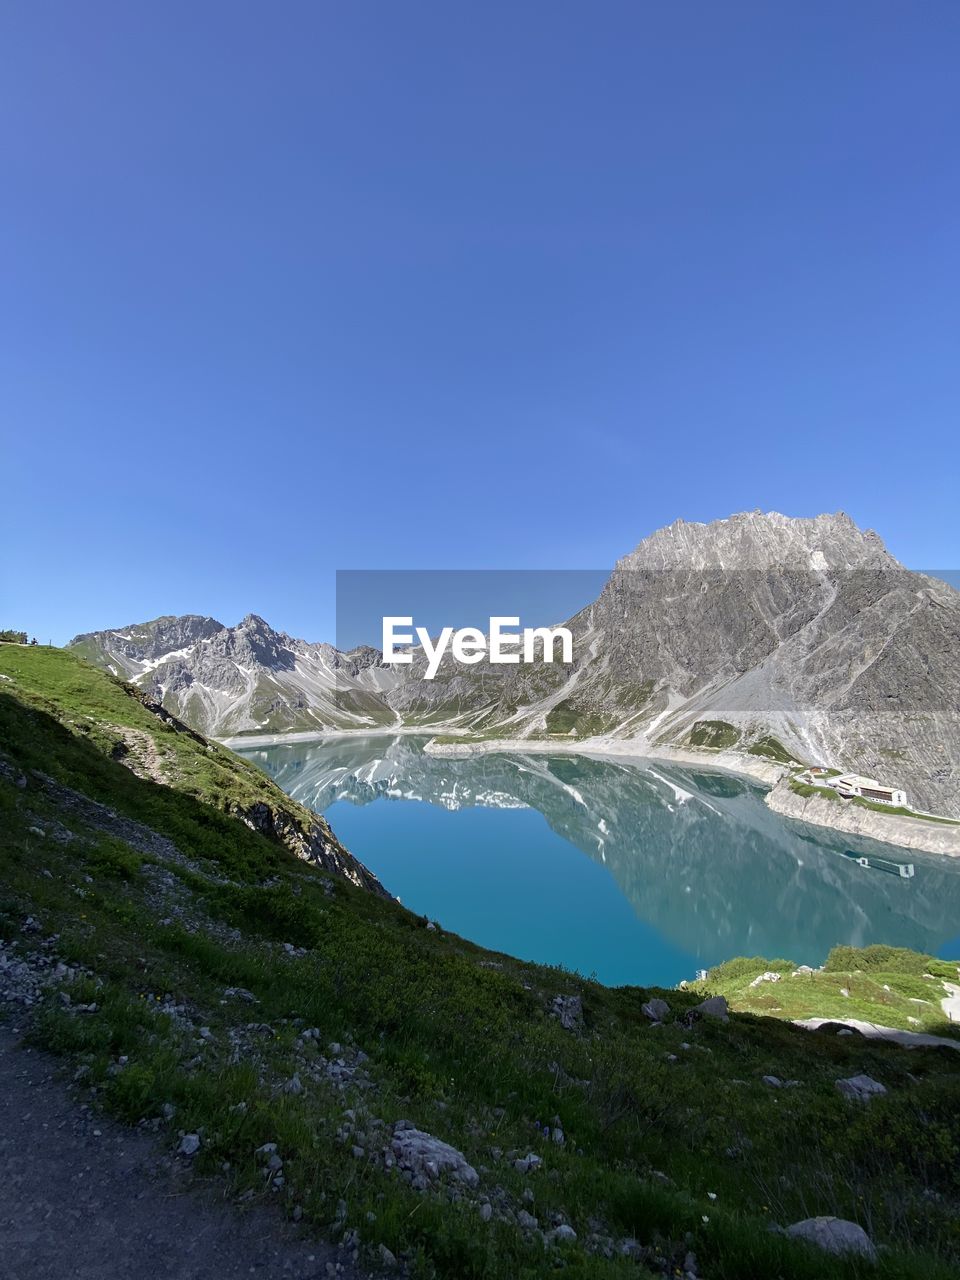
[
  {"left": 0, "top": 645, "right": 386, "bottom": 893},
  {"left": 3, "top": 646, "right": 960, "bottom": 1279}
]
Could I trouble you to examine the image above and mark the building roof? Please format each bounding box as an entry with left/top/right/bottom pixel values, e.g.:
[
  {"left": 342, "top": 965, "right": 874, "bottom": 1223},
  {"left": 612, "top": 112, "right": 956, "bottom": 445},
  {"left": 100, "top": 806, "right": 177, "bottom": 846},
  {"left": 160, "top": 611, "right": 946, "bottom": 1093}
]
[{"left": 835, "top": 773, "right": 902, "bottom": 791}]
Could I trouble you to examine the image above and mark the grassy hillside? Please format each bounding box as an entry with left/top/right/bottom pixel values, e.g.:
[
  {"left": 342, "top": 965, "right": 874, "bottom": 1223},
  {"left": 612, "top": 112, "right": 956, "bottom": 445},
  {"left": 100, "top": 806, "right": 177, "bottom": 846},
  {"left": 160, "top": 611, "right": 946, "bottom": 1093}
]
[
  {"left": 699, "top": 949, "right": 960, "bottom": 1036},
  {"left": 3, "top": 646, "right": 960, "bottom": 1279}
]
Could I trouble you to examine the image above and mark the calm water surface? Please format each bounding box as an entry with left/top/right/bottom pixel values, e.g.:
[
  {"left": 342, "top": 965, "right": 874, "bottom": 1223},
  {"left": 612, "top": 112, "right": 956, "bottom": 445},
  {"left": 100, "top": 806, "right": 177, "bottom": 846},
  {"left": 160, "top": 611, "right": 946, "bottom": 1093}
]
[{"left": 237, "top": 736, "right": 960, "bottom": 987}]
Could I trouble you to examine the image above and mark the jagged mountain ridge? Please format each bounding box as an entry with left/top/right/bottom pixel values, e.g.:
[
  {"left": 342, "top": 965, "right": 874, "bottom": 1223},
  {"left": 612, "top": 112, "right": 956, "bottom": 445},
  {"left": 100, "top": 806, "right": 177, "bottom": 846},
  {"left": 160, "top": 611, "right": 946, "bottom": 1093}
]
[
  {"left": 69, "top": 511, "right": 960, "bottom": 814},
  {"left": 70, "top": 613, "right": 400, "bottom": 738}
]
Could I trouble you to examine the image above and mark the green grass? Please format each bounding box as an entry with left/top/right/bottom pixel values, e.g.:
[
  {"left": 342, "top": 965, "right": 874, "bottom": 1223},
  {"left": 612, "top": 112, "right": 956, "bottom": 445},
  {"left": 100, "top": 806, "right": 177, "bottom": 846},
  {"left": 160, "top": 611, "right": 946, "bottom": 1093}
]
[
  {"left": 746, "top": 735, "right": 797, "bottom": 764},
  {"left": 3, "top": 646, "right": 960, "bottom": 1278},
  {"left": 544, "top": 699, "right": 617, "bottom": 737},
  {"left": 686, "top": 720, "right": 741, "bottom": 750},
  {"left": 702, "top": 949, "right": 960, "bottom": 1038}
]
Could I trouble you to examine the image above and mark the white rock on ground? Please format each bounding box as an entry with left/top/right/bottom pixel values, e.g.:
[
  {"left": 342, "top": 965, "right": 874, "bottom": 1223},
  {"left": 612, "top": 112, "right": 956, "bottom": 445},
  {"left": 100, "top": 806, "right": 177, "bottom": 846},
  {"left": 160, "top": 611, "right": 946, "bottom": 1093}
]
[
  {"left": 835, "top": 1074, "right": 887, "bottom": 1103},
  {"left": 786, "top": 1216, "right": 877, "bottom": 1261},
  {"left": 391, "top": 1122, "right": 479, "bottom": 1187},
  {"left": 749, "top": 971, "right": 782, "bottom": 987},
  {"left": 178, "top": 1133, "right": 201, "bottom": 1157}
]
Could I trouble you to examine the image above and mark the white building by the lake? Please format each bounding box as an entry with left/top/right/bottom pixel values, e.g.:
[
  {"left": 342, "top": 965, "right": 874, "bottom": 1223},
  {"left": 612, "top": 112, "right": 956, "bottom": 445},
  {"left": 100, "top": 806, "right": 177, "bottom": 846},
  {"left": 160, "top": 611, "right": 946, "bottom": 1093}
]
[{"left": 834, "top": 773, "right": 907, "bottom": 808}]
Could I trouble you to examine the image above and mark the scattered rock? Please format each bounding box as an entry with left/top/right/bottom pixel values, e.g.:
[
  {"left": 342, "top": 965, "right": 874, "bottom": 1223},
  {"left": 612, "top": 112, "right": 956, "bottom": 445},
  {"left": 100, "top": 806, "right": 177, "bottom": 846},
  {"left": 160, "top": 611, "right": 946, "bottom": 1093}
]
[
  {"left": 546, "top": 1224, "right": 577, "bottom": 1245},
  {"left": 378, "top": 1244, "right": 397, "bottom": 1267},
  {"left": 835, "top": 1074, "right": 887, "bottom": 1103},
  {"left": 223, "top": 987, "right": 258, "bottom": 1003},
  {"left": 762, "top": 1075, "right": 782, "bottom": 1088},
  {"left": 551, "top": 994, "right": 583, "bottom": 1032},
  {"left": 178, "top": 1133, "right": 201, "bottom": 1157},
  {"left": 517, "top": 1210, "right": 539, "bottom": 1230},
  {"left": 641, "top": 997, "right": 670, "bottom": 1022},
  {"left": 749, "top": 970, "right": 782, "bottom": 987},
  {"left": 391, "top": 1122, "right": 479, "bottom": 1187},
  {"left": 513, "top": 1152, "right": 543, "bottom": 1175},
  {"left": 692, "top": 995, "right": 729, "bottom": 1022},
  {"left": 786, "top": 1216, "right": 877, "bottom": 1261}
]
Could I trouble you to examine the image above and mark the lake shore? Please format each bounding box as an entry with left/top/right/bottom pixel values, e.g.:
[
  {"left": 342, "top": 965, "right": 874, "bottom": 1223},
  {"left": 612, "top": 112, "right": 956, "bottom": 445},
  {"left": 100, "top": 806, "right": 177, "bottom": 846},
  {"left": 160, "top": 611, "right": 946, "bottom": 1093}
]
[
  {"left": 219, "top": 724, "right": 418, "bottom": 749},
  {"left": 766, "top": 780, "right": 960, "bottom": 857},
  {"left": 422, "top": 733, "right": 788, "bottom": 786},
  {"left": 424, "top": 737, "right": 960, "bottom": 856},
  {"left": 222, "top": 725, "right": 960, "bottom": 856}
]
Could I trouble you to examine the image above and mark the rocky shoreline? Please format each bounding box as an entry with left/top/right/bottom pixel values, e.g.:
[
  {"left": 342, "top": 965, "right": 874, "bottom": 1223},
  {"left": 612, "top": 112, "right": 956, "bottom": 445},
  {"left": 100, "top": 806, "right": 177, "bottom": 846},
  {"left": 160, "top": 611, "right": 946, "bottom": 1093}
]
[
  {"left": 765, "top": 780, "right": 960, "bottom": 856},
  {"left": 423, "top": 733, "right": 787, "bottom": 783},
  {"left": 424, "top": 736, "right": 960, "bottom": 854},
  {"left": 224, "top": 725, "right": 959, "bottom": 856}
]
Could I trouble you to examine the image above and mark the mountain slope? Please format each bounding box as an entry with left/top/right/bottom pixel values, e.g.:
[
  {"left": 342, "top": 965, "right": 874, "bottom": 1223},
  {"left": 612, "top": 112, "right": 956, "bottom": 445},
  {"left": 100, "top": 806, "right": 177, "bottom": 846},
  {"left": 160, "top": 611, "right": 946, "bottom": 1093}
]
[
  {"left": 68, "top": 511, "right": 960, "bottom": 815},
  {"left": 0, "top": 644, "right": 387, "bottom": 895},
  {"left": 71, "top": 613, "right": 401, "bottom": 737},
  {"left": 4, "top": 644, "right": 960, "bottom": 1280},
  {"left": 383, "top": 511, "right": 960, "bottom": 815}
]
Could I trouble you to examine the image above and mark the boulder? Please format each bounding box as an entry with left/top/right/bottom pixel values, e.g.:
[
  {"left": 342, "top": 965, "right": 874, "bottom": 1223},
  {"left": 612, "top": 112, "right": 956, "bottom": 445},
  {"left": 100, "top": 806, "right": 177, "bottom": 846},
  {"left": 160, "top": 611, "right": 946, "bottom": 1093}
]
[
  {"left": 835, "top": 1074, "right": 887, "bottom": 1103},
  {"left": 641, "top": 997, "right": 670, "bottom": 1022},
  {"left": 547, "top": 1224, "right": 577, "bottom": 1244},
  {"left": 786, "top": 1216, "right": 876, "bottom": 1261},
  {"left": 693, "top": 995, "right": 729, "bottom": 1022},
  {"left": 391, "top": 1121, "right": 479, "bottom": 1187}
]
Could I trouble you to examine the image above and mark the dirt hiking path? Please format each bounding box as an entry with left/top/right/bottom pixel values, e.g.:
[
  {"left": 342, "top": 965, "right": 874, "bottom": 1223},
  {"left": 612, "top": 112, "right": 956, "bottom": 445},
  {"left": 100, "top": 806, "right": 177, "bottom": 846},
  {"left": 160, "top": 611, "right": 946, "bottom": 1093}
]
[{"left": 0, "top": 1025, "right": 365, "bottom": 1280}]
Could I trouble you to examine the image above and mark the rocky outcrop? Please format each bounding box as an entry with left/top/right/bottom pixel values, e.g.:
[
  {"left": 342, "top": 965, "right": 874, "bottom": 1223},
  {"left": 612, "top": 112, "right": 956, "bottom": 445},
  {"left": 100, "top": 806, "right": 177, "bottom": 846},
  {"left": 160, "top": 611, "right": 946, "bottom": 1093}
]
[
  {"left": 390, "top": 1122, "right": 479, "bottom": 1188},
  {"left": 232, "top": 799, "right": 390, "bottom": 898},
  {"left": 766, "top": 779, "right": 960, "bottom": 855}
]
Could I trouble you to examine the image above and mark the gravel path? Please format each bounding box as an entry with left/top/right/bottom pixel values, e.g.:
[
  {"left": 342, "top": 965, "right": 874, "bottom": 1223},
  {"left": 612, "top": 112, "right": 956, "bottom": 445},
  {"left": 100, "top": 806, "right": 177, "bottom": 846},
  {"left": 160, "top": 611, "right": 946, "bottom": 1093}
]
[
  {"left": 795, "top": 1016, "right": 960, "bottom": 1051},
  {"left": 942, "top": 981, "right": 960, "bottom": 1024},
  {"left": 0, "top": 1026, "right": 363, "bottom": 1280}
]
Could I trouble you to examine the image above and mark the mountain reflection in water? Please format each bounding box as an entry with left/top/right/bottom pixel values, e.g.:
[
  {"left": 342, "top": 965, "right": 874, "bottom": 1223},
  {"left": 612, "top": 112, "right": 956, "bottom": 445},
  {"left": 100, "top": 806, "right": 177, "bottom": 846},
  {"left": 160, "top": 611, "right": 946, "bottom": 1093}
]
[{"left": 237, "top": 735, "right": 960, "bottom": 986}]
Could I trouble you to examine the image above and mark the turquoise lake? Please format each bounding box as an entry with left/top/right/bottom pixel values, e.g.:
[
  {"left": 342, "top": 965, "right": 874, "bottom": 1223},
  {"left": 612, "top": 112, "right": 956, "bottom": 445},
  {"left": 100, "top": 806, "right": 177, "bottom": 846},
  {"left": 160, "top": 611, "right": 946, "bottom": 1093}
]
[{"left": 237, "top": 735, "right": 960, "bottom": 987}]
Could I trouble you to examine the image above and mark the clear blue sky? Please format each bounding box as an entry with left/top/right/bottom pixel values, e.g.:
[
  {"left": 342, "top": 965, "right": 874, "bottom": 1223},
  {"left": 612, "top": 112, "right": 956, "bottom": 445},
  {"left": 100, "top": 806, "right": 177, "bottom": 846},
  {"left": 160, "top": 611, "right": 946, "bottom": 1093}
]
[{"left": 2, "top": 2, "right": 958, "bottom": 644}]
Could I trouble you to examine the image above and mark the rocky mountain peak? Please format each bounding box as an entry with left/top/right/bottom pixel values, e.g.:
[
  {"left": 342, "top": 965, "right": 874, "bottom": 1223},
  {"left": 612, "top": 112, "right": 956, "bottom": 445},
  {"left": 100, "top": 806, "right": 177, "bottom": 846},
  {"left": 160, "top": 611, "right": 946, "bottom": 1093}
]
[{"left": 618, "top": 510, "right": 901, "bottom": 573}]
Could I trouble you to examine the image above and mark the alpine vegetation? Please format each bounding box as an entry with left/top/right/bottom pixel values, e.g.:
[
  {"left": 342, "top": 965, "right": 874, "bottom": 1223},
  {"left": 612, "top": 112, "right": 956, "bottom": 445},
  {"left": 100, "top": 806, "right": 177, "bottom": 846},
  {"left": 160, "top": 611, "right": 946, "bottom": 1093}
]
[{"left": 3, "top": 643, "right": 960, "bottom": 1279}]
